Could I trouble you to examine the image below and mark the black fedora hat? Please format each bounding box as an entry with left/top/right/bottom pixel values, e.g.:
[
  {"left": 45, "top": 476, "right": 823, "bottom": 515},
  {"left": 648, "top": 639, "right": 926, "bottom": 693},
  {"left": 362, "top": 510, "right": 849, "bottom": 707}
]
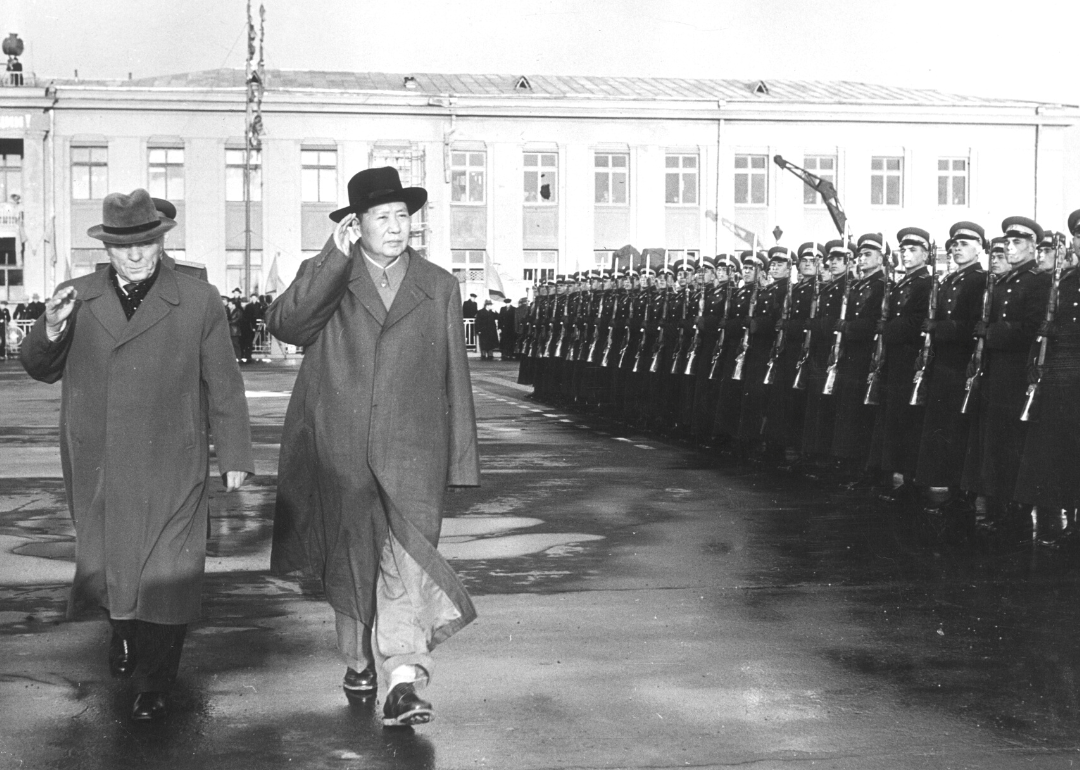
[
  {"left": 329, "top": 166, "right": 428, "bottom": 223},
  {"left": 87, "top": 188, "right": 177, "bottom": 245}
]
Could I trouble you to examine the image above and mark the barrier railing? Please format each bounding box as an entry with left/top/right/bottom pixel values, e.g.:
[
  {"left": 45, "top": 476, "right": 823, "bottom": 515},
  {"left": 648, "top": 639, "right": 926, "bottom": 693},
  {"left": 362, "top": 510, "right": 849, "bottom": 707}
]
[{"left": 463, "top": 318, "right": 477, "bottom": 352}]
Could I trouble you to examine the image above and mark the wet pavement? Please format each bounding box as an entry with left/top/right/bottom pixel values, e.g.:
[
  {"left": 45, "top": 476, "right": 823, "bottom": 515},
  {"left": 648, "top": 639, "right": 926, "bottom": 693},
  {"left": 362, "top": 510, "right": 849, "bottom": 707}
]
[{"left": 3, "top": 357, "right": 1080, "bottom": 768}]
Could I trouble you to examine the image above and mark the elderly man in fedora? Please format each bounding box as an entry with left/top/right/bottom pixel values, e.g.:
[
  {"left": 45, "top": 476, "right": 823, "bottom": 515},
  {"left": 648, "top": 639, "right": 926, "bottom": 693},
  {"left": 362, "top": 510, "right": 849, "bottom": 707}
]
[
  {"left": 267, "top": 166, "right": 479, "bottom": 728},
  {"left": 20, "top": 188, "right": 253, "bottom": 722}
]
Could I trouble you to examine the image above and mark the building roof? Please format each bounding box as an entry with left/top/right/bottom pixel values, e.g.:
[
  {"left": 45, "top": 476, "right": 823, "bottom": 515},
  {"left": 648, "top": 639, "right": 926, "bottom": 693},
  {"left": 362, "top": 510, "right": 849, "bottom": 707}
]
[{"left": 54, "top": 68, "right": 1056, "bottom": 108}]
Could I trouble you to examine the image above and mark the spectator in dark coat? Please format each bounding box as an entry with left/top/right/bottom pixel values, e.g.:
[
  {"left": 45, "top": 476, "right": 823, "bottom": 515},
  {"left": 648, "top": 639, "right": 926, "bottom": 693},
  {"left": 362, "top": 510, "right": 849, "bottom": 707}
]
[
  {"left": 498, "top": 299, "right": 517, "bottom": 359},
  {"left": 240, "top": 293, "right": 264, "bottom": 363},
  {"left": 462, "top": 294, "right": 478, "bottom": 319},
  {"left": 475, "top": 300, "right": 499, "bottom": 360}
]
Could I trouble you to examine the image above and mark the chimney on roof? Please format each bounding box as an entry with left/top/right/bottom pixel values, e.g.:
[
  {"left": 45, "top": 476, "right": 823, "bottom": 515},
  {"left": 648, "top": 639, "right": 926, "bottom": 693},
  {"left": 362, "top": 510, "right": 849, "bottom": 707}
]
[{"left": 403, "top": 76, "right": 418, "bottom": 90}]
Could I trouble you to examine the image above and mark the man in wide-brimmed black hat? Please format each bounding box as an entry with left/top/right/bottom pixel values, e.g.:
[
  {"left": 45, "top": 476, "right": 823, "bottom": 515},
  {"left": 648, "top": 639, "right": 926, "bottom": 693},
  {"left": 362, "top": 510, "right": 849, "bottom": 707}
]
[
  {"left": 19, "top": 188, "right": 253, "bottom": 722},
  {"left": 267, "top": 167, "right": 480, "bottom": 728}
]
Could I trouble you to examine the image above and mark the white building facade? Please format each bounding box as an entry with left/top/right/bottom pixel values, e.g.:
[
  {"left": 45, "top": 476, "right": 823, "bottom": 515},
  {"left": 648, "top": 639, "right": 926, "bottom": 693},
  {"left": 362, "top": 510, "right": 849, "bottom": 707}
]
[{"left": 1, "top": 70, "right": 1077, "bottom": 303}]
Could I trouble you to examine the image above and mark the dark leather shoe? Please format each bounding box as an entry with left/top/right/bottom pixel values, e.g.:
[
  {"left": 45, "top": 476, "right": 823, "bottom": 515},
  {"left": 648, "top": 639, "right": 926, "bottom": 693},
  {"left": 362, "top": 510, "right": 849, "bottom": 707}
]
[
  {"left": 109, "top": 631, "right": 136, "bottom": 679},
  {"left": 343, "top": 666, "right": 377, "bottom": 703},
  {"left": 382, "top": 683, "right": 433, "bottom": 728},
  {"left": 131, "top": 691, "right": 167, "bottom": 722}
]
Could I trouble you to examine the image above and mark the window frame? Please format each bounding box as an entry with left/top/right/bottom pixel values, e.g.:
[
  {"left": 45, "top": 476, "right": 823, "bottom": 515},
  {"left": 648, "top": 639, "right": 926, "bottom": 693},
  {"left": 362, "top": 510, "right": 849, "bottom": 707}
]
[
  {"left": 301, "top": 148, "right": 338, "bottom": 203},
  {"left": 71, "top": 145, "right": 108, "bottom": 201},
  {"left": 937, "top": 157, "right": 969, "bottom": 207},
  {"left": 524, "top": 152, "right": 558, "bottom": 205},
  {"left": 450, "top": 151, "right": 487, "bottom": 205},
  {"left": 870, "top": 155, "right": 904, "bottom": 207},
  {"left": 147, "top": 146, "right": 185, "bottom": 201},
  {"left": 734, "top": 153, "right": 768, "bottom": 206},
  {"left": 665, "top": 153, "right": 699, "bottom": 206},
  {"left": 594, "top": 152, "right": 629, "bottom": 206},
  {"left": 225, "top": 148, "right": 263, "bottom": 202}
]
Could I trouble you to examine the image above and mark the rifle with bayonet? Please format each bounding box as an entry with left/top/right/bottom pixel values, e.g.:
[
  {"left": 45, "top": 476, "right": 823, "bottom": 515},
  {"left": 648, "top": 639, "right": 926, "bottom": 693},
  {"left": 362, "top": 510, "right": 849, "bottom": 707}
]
[
  {"left": 909, "top": 241, "right": 939, "bottom": 405},
  {"left": 822, "top": 255, "right": 854, "bottom": 395},
  {"left": 616, "top": 287, "right": 640, "bottom": 369},
  {"left": 731, "top": 278, "right": 760, "bottom": 381},
  {"left": 1021, "top": 233, "right": 1065, "bottom": 422},
  {"left": 649, "top": 286, "right": 672, "bottom": 374},
  {"left": 632, "top": 286, "right": 655, "bottom": 373},
  {"left": 586, "top": 289, "right": 607, "bottom": 363},
  {"left": 763, "top": 274, "right": 794, "bottom": 385},
  {"left": 792, "top": 270, "right": 821, "bottom": 390},
  {"left": 554, "top": 290, "right": 575, "bottom": 359},
  {"left": 571, "top": 288, "right": 592, "bottom": 362},
  {"left": 670, "top": 283, "right": 692, "bottom": 375},
  {"left": 863, "top": 262, "right": 894, "bottom": 405},
  {"left": 960, "top": 272, "right": 997, "bottom": 414},
  {"left": 708, "top": 278, "right": 735, "bottom": 380},
  {"left": 683, "top": 283, "right": 708, "bottom": 376},
  {"left": 601, "top": 288, "right": 625, "bottom": 368}
]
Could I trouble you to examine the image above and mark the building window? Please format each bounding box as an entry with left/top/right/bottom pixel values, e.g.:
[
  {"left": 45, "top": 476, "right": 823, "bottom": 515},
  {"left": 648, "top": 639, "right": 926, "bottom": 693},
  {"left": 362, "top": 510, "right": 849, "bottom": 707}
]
[
  {"left": 0, "top": 150, "right": 22, "bottom": 205},
  {"left": 734, "top": 154, "right": 767, "bottom": 205},
  {"left": 147, "top": 147, "right": 184, "bottom": 200},
  {"left": 225, "top": 250, "right": 263, "bottom": 294},
  {"left": 225, "top": 149, "right": 262, "bottom": 202},
  {"left": 870, "top": 156, "right": 903, "bottom": 206},
  {"left": 665, "top": 154, "right": 698, "bottom": 205},
  {"left": 302, "top": 149, "right": 337, "bottom": 203},
  {"left": 938, "top": 158, "right": 968, "bottom": 206},
  {"left": 71, "top": 146, "right": 108, "bottom": 200},
  {"left": 0, "top": 237, "right": 22, "bottom": 300},
  {"left": 451, "top": 249, "right": 486, "bottom": 283},
  {"left": 802, "top": 156, "right": 836, "bottom": 205},
  {"left": 523, "top": 250, "right": 557, "bottom": 282},
  {"left": 451, "top": 152, "right": 486, "bottom": 203},
  {"left": 524, "top": 152, "right": 558, "bottom": 203},
  {"left": 594, "top": 153, "right": 628, "bottom": 205}
]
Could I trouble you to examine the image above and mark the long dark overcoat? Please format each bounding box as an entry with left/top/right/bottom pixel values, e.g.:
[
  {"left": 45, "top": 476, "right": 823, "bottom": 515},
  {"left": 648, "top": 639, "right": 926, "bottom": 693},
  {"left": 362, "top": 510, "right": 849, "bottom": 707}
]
[
  {"left": 20, "top": 265, "right": 253, "bottom": 624},
  {"left": 267, "top": 240, "right": 480, "bottom": 649}
]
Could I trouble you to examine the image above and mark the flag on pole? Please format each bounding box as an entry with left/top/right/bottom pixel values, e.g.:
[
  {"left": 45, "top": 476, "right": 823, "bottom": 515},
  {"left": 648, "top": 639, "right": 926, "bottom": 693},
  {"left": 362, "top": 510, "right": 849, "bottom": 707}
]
[
  {"left": 485, "top": 253, "right": 505, "bottom": 300},
  {"left": 719, "top": 218, "right": 761, "bottom": 250},
  {"left": 265, "top": 252, "right": 285, "bottom": 294}
]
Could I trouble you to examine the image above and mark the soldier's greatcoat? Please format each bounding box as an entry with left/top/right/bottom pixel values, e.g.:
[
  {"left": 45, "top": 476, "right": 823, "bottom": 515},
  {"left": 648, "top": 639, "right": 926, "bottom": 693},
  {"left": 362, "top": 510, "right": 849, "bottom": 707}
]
[
  {"left": 831, "top": 271, "right": 885, "bottom": 460},
  {"left": 913, "top": 261, "right": 986, "bottom": 488},
  {"left": 962, "top": 260, "right": 1050, "bottom": 500},
  {"left": 868, "top": 265, "right": 932, "bottom": 475},
  {"left": 268, "top": 240, "right": 480, "bottom": 646}
]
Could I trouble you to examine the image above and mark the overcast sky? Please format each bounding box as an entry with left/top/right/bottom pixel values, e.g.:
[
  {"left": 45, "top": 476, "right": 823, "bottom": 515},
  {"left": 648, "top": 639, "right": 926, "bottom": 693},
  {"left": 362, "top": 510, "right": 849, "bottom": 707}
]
[{"left": 9, "top": 0, "right": 1079, "bottom": 104}]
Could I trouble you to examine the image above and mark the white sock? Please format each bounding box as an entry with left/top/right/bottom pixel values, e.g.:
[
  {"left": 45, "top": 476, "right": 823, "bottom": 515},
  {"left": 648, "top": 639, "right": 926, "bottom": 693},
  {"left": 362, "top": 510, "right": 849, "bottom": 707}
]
[{"left": 389, "top": 665, "right": 419, "bottom": 691}]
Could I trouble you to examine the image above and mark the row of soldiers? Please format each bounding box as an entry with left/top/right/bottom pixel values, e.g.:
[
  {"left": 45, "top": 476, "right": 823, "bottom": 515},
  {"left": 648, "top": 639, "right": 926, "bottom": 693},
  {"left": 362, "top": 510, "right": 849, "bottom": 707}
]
[{"left": 516, "top": 211, "right": 1080, "bottom": 546}]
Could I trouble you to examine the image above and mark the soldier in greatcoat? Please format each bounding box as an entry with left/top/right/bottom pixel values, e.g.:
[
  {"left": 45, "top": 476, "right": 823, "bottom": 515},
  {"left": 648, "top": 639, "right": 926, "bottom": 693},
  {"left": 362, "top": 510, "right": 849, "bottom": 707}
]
[
  {"left": 1014, "top": 211, "right": 1080, "bottom": 544},
  {"left": 913, "top": 222, "right": 988, "bottom": 513},
  {"left": 866, "top": 228, "right": 934, "bottom": 501},
  {"left": 961, "top": 217, "right": 1051, "bottom": 535},
  {"left": 829, "top": 235, "right": 888, "bottom": 484}
]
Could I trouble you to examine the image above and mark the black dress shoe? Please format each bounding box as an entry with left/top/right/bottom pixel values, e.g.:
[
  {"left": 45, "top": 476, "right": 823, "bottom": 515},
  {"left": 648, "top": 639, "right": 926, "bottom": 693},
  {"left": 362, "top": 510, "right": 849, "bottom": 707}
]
[
  {"left": 131, "top": 691, "right": 167, "bottom": 722},
  {"left": 343, "top": 666, "right": 377, "bottom": 703},
  {"left": 109, "top": 632, "right": 136, "bottom": 679},
  {"left": 382, "top": 683, "right": 433, "bottom": 728}
]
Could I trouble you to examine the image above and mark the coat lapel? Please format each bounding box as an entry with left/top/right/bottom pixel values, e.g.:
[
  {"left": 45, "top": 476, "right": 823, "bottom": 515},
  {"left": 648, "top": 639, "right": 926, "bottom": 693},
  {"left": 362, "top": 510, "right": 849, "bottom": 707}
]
[
  {"left": 116, "top": 266, "right": 180, "bottom": 348},
  {"left": 384, "top": 253, "right": 435, "bottom": 331},
  {"left": 82, "top": 268, "right": 127, "bottom": 342},
  {"left": 346, "top": 248, "right": 388, "bottom": 326}
]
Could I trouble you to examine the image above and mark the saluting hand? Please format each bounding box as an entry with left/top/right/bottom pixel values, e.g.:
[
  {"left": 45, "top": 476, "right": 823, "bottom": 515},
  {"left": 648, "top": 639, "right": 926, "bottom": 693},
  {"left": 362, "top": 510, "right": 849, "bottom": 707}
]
[
  {"left": 333, "top": 213, "right": 361, "bottom": 255},
  {"left": 45, "top": 286, "right": 78, "bottom": 334}
]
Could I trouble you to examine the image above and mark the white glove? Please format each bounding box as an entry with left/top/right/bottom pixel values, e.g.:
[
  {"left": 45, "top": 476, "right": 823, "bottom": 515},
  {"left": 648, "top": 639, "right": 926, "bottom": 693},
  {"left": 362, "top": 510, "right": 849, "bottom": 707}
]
[{"left": 333, "top": 213, "right": 361, "bottom": 255}]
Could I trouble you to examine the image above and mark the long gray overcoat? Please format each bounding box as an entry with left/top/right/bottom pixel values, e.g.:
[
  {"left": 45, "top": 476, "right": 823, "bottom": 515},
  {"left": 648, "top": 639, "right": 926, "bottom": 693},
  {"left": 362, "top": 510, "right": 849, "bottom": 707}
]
[
  {"left": 267, "top": 239, "right": 480, "bottom": 648},
  {"left": 20, "top": 264, "right": 254, "bottom": 624}
]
